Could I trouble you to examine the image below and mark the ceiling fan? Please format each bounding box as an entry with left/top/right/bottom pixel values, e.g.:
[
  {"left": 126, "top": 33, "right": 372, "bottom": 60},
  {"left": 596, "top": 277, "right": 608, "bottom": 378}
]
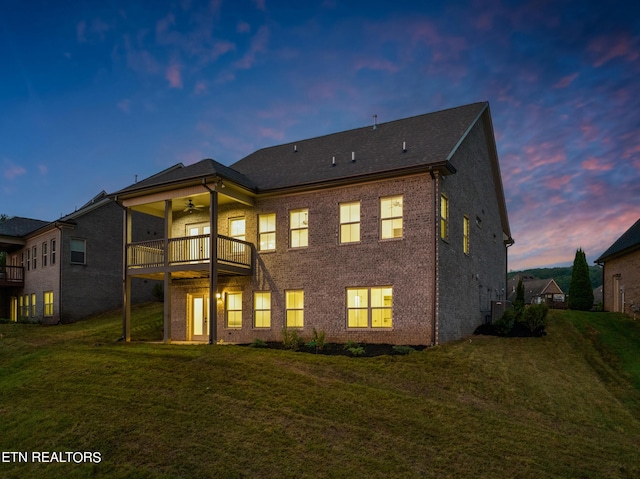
[{"left": 183, "top": 199, "right": 204, "bottom": 213}]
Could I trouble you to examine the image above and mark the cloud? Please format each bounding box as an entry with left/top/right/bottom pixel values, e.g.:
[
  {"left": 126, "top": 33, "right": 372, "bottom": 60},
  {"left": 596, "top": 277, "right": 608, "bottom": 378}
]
[
  {"left": 165, "top": 60, "right": 183, "bottom": 88},
  {"left": 117, "top": 98, "right": 132, "bottom": 113},
  {"left": 581, "top": 157, "right": 612, "bottom": 171},
  {"left": 258, "top": 127, "right": 285, "bottom": 141},
  {"left": 194, "top": 81, "right": 207, "bottom": 95},
  {"left": 588, "top": 33, "right": 639, "bottom": 67},
  {"left": 77, "top": 20, "right": 87, "bottom": 43},
  {"left": 3, "top": 161, "right": 26, "bottom": 180},
  {"left": 552, "top": 72, "right": 579, "bottom": 89},
  {"left": 38, "top": 164, "right": 48, "bottom": 175},
  {"left": 254, "top": 0, "right": 266, "bottom": 11},
  {"left": 237, "top": 21, "right": 251, "bottom": 33},
  {"left": 353, "top": 58, "right": 398, "bottom": 73},
  {"left": 234, "top": 26, "right": 269, "bottom": 70}
]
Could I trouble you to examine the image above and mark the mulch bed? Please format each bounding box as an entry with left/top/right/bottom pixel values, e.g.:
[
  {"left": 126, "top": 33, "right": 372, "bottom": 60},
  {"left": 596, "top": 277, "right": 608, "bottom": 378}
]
[{"left": 240, "top": 341, "right": 428, "bottom": 357}]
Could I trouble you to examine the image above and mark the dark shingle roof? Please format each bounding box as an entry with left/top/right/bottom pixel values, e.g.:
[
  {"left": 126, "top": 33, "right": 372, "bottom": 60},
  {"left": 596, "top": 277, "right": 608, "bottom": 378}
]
[
  {"left": 0, "top": 217, "right": 50, "bottom": 237},
  {"left": 231, "top": 102, "right": 488, "bottom": 190},
  {"left": 596, "top": 218, "right": 640, "bottom": 262},
  {"left": 113, "top": 158, "right": 256, "bottom": 197}
]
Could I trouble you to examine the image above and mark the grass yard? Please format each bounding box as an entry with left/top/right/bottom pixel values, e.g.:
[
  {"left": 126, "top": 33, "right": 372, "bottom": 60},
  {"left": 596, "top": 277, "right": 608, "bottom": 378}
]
[{"left": 1, "top": 305, "right": 640, "bottom": 478}]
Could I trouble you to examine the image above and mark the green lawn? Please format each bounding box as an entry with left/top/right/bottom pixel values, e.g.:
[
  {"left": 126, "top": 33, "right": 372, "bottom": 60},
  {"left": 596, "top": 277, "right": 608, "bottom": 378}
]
[{"left": 1, "top": 305, "right": 640, "bottom": 478}]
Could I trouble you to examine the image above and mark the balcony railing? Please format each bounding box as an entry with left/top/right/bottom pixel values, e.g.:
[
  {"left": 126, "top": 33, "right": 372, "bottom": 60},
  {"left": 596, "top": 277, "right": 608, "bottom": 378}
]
[
  {"left": 127, "top": 234, "right": 253, "bottom": 272},
  {"left": 0, "top": 265, "right": 24, "bottom": 286}
]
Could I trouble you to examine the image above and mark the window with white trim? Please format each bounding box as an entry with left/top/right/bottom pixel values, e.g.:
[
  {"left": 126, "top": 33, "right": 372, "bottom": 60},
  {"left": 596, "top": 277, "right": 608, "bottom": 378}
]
[
  {"left": 254, "top": 291, "right": 271, "bottom": 328},
  {"left": 226, "top": 292, "right": 242, "bottom": 328},
  {"left": 258, "top": 213, "right": 276, "bottom": 251},
  {"left": 289, "top": 209, "right": 308, "bottom": 248},
  {"left": 340, "top": 201, "right": 360, "bottom": 244},
  {"left": 70, "top": 239, "right": 86, "bottom": 264},
  {"left": 380, "top": 196, "right": 403, "bottom": 239},
  {"left": 347, "top": 287, "right": 393, "bottom": 328},
  {"left": 286, "top": 290, "right": 304, "bottom": 328}
]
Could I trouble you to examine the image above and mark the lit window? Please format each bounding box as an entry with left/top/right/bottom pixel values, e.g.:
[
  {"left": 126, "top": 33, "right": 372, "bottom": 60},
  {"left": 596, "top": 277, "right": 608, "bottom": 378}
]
[
  {"left": 347, "top": 287, "right": 393, "bottom": 328},
  {"left": 340, "top": 201, "right": 360, "bottom": 243},
  {"left": 226, "top": 292, "right": 242, "bottom": 328},
  {"left": 254, "top": 292, "right": 271, "bottom": 328},
  {"left": 229, "top": 217, "right": 246, "bottom": 241},
  {"left": 290, "top": 209, "right": 308, "bottom": 248},
  {"left": 31, "top": 293, "right": 36, "bottom": 317},
  {"left": 286, "top": 290, "right": 304, "bottom": 328},
  {"left": 440, "top": 195, "right": 448, "bottom": 240},
  {"left": 381, "top": 196, "right": 403, "bottom": 239},
  {"left": 258, "top": 213, "right": 276, "bottom": 251},
  {"left": 463, "top": 215, "right": 470, "bottom": 254},
  {"left": 70, "top": 239, "right": 86, "bottom": 264},
  {"left": 44, "top": 291, "right": 54, "bottom": 317}
]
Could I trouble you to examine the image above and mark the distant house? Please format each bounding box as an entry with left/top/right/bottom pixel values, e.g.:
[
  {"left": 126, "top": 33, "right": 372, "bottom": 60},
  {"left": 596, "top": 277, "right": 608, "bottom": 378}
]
[
  {"left": 0, "top": 192, "right": 161, "bottom": 323},
  {"left": 508, "top": 276, "right": 566, "bottom": 309},
  {"left": 112, "top": 101, "right": 513, "bottom": 346},
  {"left": 595, "top": 218, "right": 640, "bottom": 314}
]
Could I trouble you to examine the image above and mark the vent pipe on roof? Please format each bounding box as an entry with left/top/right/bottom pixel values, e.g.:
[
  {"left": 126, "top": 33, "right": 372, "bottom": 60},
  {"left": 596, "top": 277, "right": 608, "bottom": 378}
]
[
  {"left": 373, "top": 114, "right": 377, "bottom": 130},
  {"left": 351, "top": 151, "right": 355, "bottom": 163},
  {"left": 332, "top": 156, "right": 336, "bottom": 167},
  {"left": 134, "top": 174, "right": 138, "bottom": 183},
  {"left": 402, "top": 141, "right": 407, "bottom": 153},
  {"left": 294, "top": 144, "right": 297, "bottom": 153}
]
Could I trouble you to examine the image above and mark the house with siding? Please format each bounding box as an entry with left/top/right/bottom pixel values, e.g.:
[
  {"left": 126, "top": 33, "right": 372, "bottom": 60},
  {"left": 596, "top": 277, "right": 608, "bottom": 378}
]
[
  {"left": 0, "top": 192, "right": 161, "bottom": 323},
  {"left": 112, "top": 101, "right": 513, "bottom": 345},
  {"left": 595, "top": 217, "right": 640, "bottom": 314},
  {"left": 508, "top": 276, "right": 566, "bottom": 309}
]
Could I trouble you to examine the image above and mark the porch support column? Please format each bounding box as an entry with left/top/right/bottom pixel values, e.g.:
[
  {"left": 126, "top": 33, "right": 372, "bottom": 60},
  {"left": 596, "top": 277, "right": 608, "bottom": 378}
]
[
  {"left": 122, "top": 206, "right": 132, "bottom": 342},
  {"left": 163, "top": 200, "right": 172, "bottom": 343},
  {"left": 209, "top": 189, "right": 218, "bottom": 344}
]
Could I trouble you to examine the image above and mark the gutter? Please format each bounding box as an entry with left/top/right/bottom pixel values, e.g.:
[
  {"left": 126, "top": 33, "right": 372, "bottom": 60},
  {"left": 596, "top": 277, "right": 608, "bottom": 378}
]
[{"left": 429, "top": 167, "right": 438, "bottom": 346}]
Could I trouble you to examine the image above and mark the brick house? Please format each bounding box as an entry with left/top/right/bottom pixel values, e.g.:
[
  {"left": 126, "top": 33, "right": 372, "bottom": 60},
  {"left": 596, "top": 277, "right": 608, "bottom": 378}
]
[
  {"left": 595, "top": 218, "right": 640, "bottom": 314},
  {"left": 0, "top": 192, "right": 161, "bottom": 323},
  {"left": 113, "top": 102, "right": 513, "bottom": 345},
  {"left": 507, "top": 276, "right": 566, "bottom": 309}
]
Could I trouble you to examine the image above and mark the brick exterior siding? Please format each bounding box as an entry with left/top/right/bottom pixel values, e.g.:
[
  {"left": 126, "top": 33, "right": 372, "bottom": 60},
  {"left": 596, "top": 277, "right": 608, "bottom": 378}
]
[{"left": 602, "top": 249, "right": 640, "bottom": 314}]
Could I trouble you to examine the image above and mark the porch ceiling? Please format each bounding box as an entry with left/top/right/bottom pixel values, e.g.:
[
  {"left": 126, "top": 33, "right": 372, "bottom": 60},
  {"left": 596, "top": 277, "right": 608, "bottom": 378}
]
[{"left": 132, "top": 191, "right": 236, "bottom": 218}]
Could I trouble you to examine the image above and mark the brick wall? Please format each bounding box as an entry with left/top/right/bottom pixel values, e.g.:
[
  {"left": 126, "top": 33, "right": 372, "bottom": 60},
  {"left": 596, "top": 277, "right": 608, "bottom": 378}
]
[{"left": 602, "top": 249, "right": 640, "bottom": 314}]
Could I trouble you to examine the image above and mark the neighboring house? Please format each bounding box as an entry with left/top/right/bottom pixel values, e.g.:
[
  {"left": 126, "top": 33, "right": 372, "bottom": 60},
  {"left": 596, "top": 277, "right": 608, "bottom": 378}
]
[
  {"left": 112, "top": 101, "right": 513, "bottom": 346},
  {"left": 0, "top": 192, "right": 162, "bottom": 324},
  {"left": 508, "top": 276, "right": 566, "bottom": 309},
  {"left": 595, "top": 217, "right": 640, "bottom": 314}
]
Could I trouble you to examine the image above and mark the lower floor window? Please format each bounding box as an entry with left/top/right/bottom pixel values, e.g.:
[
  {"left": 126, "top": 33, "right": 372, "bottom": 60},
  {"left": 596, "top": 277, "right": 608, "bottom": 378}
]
[
  {"left": 44, "top": 291, "right": 54, "bottom": 317},
  {"left": 31, "top": 293, "right": 36, "bottom": 317},
  {"left": 254, "top": 292, "right": 271, "bottom": 328},
  {"left": 347, "top": 286, "right": 393, "bottom": 328},
  {"left": 226, "top": 292, "right": 242, "bottom": 328},
  {"left": 286, "top": 290, "right": 304, "bottom": 328}
]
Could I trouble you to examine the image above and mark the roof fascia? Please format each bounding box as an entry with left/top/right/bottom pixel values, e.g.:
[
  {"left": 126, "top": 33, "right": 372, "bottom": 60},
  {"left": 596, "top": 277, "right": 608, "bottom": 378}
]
[{"left": 254, "top": 161, "right": 456, "bottom": 197}]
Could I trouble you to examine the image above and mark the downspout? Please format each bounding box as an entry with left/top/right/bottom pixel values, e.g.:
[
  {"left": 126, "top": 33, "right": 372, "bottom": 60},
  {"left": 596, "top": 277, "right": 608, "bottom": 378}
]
[
  {"left": 53, "top": 222, "right": 64, "bottom": 325},
  {"left": 429, "top": 167, "right": 438, "bottom": 346},
  {"left": 112, "top": 197, "right": 128, "bottom": 341}
]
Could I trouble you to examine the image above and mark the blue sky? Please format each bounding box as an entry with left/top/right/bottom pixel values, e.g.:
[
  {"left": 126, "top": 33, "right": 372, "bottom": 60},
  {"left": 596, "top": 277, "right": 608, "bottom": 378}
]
[{"left": 1, "top": 0, "right": 639, "bottom": 270}]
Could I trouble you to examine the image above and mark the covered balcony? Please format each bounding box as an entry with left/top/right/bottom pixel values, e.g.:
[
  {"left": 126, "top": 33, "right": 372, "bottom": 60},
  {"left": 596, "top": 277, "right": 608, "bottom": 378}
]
[
  {"left": 126, "top": 233, "right": 253, "bottom": 279},
  {"left": 0, "top": 265, "right": 24, "bottom": 287}
]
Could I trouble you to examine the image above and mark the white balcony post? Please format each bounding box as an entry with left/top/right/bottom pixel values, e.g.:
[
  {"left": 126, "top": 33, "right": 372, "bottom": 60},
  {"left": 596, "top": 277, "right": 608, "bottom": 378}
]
[
  {"left": 163, "top": 199, "right": 172, "bottom": 343},
  {"left": 122, "top": 206, "right": 132, "bottom": 342}
]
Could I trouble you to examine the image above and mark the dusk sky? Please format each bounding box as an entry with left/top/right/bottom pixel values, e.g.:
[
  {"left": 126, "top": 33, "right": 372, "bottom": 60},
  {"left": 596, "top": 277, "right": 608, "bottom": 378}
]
[{"left": 1, "top": 0, "right": 638, "bottom": 271}]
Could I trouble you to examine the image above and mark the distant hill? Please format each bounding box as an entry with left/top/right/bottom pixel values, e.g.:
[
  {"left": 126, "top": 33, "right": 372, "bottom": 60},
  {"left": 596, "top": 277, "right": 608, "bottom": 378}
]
[{"left": 508, "top": 266, "right": 602, "bottom": 293}]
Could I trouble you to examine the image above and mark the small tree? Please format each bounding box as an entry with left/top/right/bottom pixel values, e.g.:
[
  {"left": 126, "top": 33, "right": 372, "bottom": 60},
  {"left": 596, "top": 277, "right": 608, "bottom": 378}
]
[
  {"left": 568, "top": 248, "right": 594, "bottom": 311},
  {"left": 513, "top": 277, "right": 525, "bottom": 312}
]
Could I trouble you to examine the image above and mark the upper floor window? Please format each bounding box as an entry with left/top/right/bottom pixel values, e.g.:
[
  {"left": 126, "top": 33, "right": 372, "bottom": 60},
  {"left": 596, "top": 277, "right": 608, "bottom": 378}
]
[
  {"left": 347, "top": 287, "right": 393, "bottom": 328},
  {"left": 380, "top": 196, "right": 403, "bottom": 239},
  {"left": 440, "top": 194, "right": 449, "bottom": 240},
  {"left": 258, "top": 213, "right": 276, "bottom": 251},
  {"left": 226, "top": 292, "right": 242, "bottom": 328},
  {"left": 289, "top": 209, "right": 308, "bottom": 248},
  {"left": 254, "top": 291, "right": 271, "bottom": 328},
  {"left": 26, "top": 249, "right": 30, "bottom": 271},
  {"left": 463, "top": 215, "right": 470, "bottom": 254},
  {"left": 50, "top": 239, "right": 56, "bottom": 265},
  {"left": 286, "top": 290, "right": 304, "bottom": 328},
  {"left": 340, "top": 201, "right": 360, "bottom": 244},
  {"left": 70, "top": 239, "right": 86, "bottom": 264},
  {"left": 229, "top": 217, "right": 246, "bottom": 241},
  {"left": 32, "top": 246, "right": 37, "bottom": 270},
  {"left": 42, "top": 242, "right": 48, "bottom": 267}
]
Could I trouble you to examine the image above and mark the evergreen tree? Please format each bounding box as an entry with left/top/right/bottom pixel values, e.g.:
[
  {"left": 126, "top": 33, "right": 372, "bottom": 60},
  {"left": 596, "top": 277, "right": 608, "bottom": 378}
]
[
  {"left": 568, "top": 248, "right": 594, "bottom": 311},
  {"left": 513, "top": 277, "right": 525, "bottom": 312}
]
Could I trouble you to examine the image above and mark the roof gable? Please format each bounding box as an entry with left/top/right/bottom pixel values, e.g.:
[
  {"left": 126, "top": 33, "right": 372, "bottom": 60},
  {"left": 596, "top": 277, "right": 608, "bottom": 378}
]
[
  {"left": 0, "top": 217, "right": 50, "bottom": 237},
  {"left": 231, "top": 102, "right": 488, "bottom": 191},
  {"left": 596, "top": 218, "right": 640, "bottom": 262}
]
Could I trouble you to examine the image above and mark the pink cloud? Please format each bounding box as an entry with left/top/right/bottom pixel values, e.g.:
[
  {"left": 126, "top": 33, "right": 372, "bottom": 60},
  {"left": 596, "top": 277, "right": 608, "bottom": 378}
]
[
  {"left": 588, "top": 33, "right": 639, "bottom": 67},
  {"left": 254, "top": 0, "right": 266, "bottom": 11},
  {"left": 546, "top": 174, "right": 573, "bottom": 190},
  {"left": 117, "top": 98, "right": 131, "bottom": 113},
  {"left": 77, "top": 20, "right": 87, "bottom": 43},
  {"left": 552, "top": 72, "right": 579, "bottom": 89},
  {"left": 3, "top": 161, "right": 26, "bottom": 180},
  {"left": 258, "top": 127, "right": 285, "bottom": 141},
  {"left": 581, "top": 157, "right": 613, "bottom": 171},
  {"left": 194, "top": 81, "right": 208, "bottom": 95},
  {"left": 237, "top": 21, "right": 250, "bottom": 33},
  {"left": 165, "top": 61, "right": 183, "bottom": 88},
  {"left": 353, "top": 58, "right": 398, "bottom": 73},
  {"left": 234, "top": 26, "right": 269, "bottom": 70}
]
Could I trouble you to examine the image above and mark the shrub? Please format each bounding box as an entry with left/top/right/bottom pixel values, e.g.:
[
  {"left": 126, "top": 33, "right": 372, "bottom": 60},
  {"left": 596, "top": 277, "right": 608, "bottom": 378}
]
[
  {"left": 344, "top": 340, "right": 365, "bottom": 357},
  {"left": 307, "top": 328, "right": 326, "bottom": 353},
  {"left": 250, "top": 338, "right": 267, "bottom": 348},
  {"left": 392, "top": 345, "right": 415, "bottom": 355},
  {"left": 521, "top": 303, "right": 548, "bottom": 333},
  {"left": 151, "top": 283, "right": 164, "bottom": 302},
  {"left": 494, "top": 309, "right": 517, "bottom": 336},
  {"left": 282, "top": 328, "right": 303, "bottom": 351}
]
